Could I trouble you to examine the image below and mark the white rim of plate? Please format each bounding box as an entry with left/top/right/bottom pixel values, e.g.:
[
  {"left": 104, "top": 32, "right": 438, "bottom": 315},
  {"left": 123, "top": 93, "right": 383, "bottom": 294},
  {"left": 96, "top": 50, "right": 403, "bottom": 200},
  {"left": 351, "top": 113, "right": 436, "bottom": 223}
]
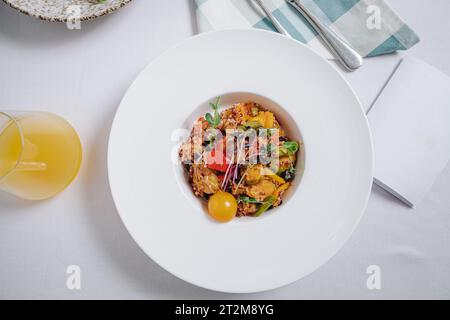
[{"left": 108, "top": 29, "right": 374, "bottom": 293}]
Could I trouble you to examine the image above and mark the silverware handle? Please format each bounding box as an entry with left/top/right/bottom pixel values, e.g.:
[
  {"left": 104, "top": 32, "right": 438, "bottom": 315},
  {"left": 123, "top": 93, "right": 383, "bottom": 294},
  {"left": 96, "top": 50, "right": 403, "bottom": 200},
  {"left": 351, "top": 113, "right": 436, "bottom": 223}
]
[
  {"left": 288, "top": 0, "right": 362, "bottom": 71},
  {"left": 254, "top": 0, "right": 291, "bottom": 37}
]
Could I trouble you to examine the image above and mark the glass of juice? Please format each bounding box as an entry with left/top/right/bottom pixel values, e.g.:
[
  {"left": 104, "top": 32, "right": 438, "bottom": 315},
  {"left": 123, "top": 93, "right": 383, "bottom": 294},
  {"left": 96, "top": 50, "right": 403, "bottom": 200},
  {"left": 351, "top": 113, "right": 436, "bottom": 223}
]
[{"left": 0, "top": 111, "right": 82, "bottom": 200}]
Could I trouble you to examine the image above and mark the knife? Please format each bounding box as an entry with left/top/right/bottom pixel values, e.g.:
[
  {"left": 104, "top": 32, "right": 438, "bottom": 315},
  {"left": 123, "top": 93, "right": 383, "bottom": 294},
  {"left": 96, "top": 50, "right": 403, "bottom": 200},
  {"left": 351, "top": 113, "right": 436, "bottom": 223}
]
[
  {"left": 253, "top": 0, "right": 291, "bottom": 37},
  {"left": 286, "top": 0, "right": 363, "bottom": 71}
]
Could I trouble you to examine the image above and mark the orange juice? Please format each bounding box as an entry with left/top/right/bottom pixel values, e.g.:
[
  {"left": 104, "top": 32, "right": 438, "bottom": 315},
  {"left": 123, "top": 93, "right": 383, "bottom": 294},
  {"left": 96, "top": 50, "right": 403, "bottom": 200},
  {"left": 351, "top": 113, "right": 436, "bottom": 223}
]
[{"left": 0, "top": 112, "right": 82, "bottom": 200}]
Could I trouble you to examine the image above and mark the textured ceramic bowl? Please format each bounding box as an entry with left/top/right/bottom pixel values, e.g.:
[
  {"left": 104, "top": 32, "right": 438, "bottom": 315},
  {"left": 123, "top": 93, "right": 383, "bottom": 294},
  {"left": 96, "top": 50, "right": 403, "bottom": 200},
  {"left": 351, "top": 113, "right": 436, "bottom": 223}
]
[{"left": 2, "top": 0, "right": 133, "bottom": 22}]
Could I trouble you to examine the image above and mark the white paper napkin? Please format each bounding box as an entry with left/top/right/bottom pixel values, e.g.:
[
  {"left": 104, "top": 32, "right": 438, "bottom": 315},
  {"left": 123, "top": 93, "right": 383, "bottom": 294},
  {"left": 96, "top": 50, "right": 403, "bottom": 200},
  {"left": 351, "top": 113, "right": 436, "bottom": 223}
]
[{"left": 368, "top": 56, "right": 450, "bottom": 207}]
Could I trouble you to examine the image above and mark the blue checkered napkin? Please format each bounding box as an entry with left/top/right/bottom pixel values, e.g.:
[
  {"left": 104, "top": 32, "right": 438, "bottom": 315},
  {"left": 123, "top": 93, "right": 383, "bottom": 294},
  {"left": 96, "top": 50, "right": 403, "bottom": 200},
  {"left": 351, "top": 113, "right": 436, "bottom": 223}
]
[{"left": 194, "top": 0, "right": 420, "bottom": 58}]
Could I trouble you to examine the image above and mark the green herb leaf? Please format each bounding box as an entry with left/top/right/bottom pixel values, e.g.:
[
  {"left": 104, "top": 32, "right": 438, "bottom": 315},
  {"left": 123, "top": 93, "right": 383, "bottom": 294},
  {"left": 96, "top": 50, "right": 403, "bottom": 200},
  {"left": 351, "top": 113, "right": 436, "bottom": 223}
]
[
  {"left": 279, "top": 141, "right": 299, "bottom": 156},
  {"left": 283, "top": 141, "right": 299, "bottom": 154},
  {"left": 238, "top": 196, "right": 261, "bottom": 204},
  {"left": 205, "top": 113, "right": 214, "bottom": 126},
  {"left": 205, "top": 97, "right": 221, "bottom": 128},
  {"left": 284, "top": 142, "right": 299, "bottom": 153}
]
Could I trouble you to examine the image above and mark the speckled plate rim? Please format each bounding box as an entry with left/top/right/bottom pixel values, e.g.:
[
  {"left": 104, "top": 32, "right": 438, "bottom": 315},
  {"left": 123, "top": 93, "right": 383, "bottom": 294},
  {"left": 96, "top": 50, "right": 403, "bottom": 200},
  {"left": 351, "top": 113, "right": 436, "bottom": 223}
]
[{"left": 2, "top": 0, "right": 133, "bottom": 22}]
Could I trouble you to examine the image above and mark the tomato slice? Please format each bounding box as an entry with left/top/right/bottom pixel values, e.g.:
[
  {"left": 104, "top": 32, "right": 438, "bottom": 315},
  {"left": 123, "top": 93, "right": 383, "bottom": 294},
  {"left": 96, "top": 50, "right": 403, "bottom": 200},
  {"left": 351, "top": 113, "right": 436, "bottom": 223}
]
[
  {"left": 206, "top": 147, "right": 229, "bottom": 172},
  {"left": 208, "top": 163, "right": 229, "bottom": 172}
]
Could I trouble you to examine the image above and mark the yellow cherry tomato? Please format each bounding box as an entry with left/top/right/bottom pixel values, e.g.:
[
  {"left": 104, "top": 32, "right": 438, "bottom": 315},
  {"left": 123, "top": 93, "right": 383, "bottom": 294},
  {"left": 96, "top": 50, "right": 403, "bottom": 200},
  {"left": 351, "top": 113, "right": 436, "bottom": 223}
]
[{"left": 208, "top": 191, "right": 238, "bottom": 222}]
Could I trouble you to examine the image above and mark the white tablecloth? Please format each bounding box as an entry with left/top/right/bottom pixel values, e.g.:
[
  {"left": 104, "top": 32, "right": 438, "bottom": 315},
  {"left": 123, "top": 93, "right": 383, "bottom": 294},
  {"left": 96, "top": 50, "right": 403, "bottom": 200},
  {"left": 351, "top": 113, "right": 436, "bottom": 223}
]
[{"left": 0, "top": 0, "right": 449, "bottom": 299}]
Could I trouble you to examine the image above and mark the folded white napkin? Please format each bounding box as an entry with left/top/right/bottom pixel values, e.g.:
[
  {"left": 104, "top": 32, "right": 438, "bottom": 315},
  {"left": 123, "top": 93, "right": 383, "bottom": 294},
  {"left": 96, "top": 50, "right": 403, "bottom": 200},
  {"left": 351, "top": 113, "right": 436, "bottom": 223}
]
[{"left": 368, "top": 56, "right": 450, "bottom": 207}]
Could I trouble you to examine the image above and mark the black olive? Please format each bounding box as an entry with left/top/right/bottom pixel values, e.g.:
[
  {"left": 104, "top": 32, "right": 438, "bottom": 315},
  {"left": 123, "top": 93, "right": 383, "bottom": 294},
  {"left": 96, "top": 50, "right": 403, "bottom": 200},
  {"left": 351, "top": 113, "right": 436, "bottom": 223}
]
[{"left": 280, "top": 170, "right": 295, "bottom": 181}]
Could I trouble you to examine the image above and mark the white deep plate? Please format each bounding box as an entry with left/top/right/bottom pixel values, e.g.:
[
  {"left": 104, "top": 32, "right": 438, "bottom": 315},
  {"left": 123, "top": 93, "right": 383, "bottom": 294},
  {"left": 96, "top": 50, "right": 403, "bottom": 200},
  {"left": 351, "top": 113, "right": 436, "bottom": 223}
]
[{"left": 108, "top": 29, "right": 373, "bottom": 293}]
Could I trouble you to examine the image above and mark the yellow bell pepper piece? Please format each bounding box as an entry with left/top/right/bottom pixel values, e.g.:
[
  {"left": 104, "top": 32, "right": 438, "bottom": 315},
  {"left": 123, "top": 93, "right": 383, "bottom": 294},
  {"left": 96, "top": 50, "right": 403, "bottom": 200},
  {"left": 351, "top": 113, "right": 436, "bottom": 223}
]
[
  {"left": 273, "top": 182, "right": 290, "bottom": 198},
  {"left": 264, "top": 111, "right": 275, "bottom": 129},
  {"left": 262, "top": 167, "right": 286, "bottom": 184},
  {"left": 245, "top": 112, "right": 265, "bottom": 128}
]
